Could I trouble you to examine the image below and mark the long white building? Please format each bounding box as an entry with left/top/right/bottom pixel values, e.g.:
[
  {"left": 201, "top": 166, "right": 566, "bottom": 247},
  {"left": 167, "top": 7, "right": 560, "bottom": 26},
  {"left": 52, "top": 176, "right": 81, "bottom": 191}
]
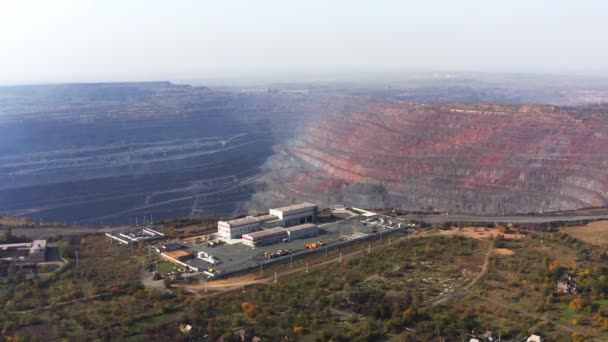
[
  {"left": 242, "top": 228, "right": 288, "bottom": 247},
  {"left": 217, "top": 216, "right": 261, "bottom": 239}
]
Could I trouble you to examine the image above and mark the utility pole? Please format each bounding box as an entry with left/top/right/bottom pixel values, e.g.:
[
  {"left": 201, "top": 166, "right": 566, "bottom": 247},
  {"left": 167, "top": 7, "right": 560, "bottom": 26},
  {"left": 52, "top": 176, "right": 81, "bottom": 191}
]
[
  {"left": 305, "top": 262, "right": 309, "bottom": 273},
  {"left": 339, "top": 251, "right": 342, "bottom": 263},
  {"left": 274, "top": 272, "right": 277, "bottom": 283},
  {"left": 75, "top": 249, "right": 79, "bottom": 268},
  {"left": 204, "top": 278, "right": 208, "bottom": 293},
  {"left": 290, "top": 255, "right": 293, "bottom": 268},
  {"left": 368, "top": 243, "right": 371, "bottom": 254}
]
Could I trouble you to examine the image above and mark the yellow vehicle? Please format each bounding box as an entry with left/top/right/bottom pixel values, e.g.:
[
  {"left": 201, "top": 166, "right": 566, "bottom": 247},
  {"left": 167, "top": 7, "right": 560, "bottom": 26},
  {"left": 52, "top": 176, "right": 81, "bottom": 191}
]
[{"left": 306, "top": 241, "right": 325, "bottom": 249}]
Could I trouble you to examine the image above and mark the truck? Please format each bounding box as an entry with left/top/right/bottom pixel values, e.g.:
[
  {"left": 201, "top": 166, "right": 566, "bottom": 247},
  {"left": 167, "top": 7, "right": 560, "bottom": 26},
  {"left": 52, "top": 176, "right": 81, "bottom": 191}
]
[
  {"left": 264, "top": 249, "right": 293, "bottom": 259},
  {"left": 306, "top": 241, "right": 326, "bottom": 249}
]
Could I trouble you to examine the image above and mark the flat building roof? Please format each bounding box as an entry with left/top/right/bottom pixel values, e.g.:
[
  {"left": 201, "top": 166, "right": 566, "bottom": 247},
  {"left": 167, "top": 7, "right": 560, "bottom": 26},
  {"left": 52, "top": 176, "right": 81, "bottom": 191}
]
[
  {"left": 243, "top": 227, "right": 286, "bottom": 240},
  {"left": 220, "top": 216, "right": 259, "bottom": 227},
  {"left": 270, "top": 202, "right": 317, "bottom": 215},
  {"left": 255, "top": 214, "right": 279, "bottom": 222},
  {"left": 286, "top": 223, "right": 317, "bottom": 232}
]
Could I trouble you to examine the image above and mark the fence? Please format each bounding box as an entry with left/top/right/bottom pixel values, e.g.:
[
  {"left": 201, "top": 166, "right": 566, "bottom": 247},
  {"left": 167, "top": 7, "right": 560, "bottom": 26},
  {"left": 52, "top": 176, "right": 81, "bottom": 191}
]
[{"left": 213, "top": 224, "right": 409, "bottom": 279}]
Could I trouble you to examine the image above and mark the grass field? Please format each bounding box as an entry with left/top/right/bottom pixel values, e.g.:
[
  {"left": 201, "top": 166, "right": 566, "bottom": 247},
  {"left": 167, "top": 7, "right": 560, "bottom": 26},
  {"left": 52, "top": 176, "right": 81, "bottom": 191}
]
[
  {"left": 561, "top": 220, "right": 608, "bottom": 246},
  {"left": 157, "top": 262, "right": 178, "bottom": 274}
]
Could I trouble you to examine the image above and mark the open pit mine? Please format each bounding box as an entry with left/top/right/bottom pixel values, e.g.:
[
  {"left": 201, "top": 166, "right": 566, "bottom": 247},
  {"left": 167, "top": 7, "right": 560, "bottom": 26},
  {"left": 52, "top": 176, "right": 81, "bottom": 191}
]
[
  {"left": 3, "top": 79, "right": 608, "bottom": 224},
  {"left": 252, "top": 101, "right": 608, "bottom": 214}
]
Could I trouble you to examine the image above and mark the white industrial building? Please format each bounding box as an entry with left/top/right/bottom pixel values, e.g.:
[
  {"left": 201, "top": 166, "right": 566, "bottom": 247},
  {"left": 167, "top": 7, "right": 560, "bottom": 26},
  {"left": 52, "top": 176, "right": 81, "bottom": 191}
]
[
  {"left": 285, "top": 223, "right": 318, "bottom": 241},
  {"left": 256, "top": 214, "right": 283, "bottom": 228},
  {"left": 242, "top": 227, "right": 288, "bottom": 247},
  {"left": 217, "top": 216, "right": 261, "bottom": 239},
  {"left": 216, "top": 202, "right": 318, "bottom": 243},
  {"left": 269, "top": 202, "right": 317, "bottom": 227}
]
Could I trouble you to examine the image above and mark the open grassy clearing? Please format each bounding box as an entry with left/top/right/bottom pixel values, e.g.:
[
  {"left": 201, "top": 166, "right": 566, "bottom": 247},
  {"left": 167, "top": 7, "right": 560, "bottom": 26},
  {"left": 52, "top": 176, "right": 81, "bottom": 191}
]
[
  {"left": 439, "top": 226, "right": 526, "bottom": 240},
  {"left": 561, "top": 220, "right": 608, "bottom": 246}
]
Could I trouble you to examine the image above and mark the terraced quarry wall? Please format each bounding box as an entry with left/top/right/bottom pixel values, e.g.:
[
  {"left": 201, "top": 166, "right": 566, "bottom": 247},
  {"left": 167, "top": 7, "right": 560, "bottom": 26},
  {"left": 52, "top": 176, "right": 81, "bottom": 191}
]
[
  {"left": 256, "top": 101, "right": 608, "bottom": 214},
  {"left": 0, "top": 83, "right": 314, "bottom": 225}
]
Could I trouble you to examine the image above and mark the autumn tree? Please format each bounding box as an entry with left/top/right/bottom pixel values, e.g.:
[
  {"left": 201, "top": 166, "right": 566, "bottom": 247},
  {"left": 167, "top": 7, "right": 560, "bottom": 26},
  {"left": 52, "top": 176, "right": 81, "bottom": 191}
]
[
  {"left": 241, "top": 301, "right": 257, "bottom": 319},
  {"left": 569, "top": 297, "right": 585, "bottom": 311}
]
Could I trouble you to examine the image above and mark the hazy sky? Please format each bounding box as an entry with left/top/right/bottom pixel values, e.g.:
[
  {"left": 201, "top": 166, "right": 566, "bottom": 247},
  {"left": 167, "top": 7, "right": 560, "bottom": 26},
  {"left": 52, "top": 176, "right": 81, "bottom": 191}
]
[{"left": 1, "top": 0, "right": 608, "bottom": 85}]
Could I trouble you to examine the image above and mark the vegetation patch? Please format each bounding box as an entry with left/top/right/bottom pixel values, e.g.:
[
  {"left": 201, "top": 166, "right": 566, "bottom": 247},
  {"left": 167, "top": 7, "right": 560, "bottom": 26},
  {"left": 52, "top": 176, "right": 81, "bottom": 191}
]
[{"left": 561, "top": 220, "right": 608, "bottom": 246}]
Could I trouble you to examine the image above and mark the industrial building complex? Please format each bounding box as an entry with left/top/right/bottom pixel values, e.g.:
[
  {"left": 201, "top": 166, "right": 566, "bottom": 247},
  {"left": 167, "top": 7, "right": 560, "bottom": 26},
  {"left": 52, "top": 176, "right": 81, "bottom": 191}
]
[
  {"left": 216, "top": 202, "right": 318, "bottom": 245},
  {"left": 105, "top": 204, "right": 397, "bottom": 278}
]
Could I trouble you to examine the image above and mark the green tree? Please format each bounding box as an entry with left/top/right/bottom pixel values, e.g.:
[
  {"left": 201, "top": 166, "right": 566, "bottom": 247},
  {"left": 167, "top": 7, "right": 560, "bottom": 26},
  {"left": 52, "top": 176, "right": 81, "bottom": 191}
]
[
  {"left": 58, "top": 239, "right": 75, "bottom": 258},
  {"left": 3, "top": 226, "right": 12, "bottom": 242}
]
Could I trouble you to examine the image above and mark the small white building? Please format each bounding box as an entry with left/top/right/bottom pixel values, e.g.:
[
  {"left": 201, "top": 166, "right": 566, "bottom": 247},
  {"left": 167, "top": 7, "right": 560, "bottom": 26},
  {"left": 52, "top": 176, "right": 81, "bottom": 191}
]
[
  {"left": 242, "top": 228, "right": 288, "bottom": 247},
  {"left": 527, "top": 335, "right": 542, "bottom": 342},
  {"left": 217, "top": 216, "right": 261, "bottom": 239},
  {"left": 269, "top": 202, "right": 317, "bottom": 227}
]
